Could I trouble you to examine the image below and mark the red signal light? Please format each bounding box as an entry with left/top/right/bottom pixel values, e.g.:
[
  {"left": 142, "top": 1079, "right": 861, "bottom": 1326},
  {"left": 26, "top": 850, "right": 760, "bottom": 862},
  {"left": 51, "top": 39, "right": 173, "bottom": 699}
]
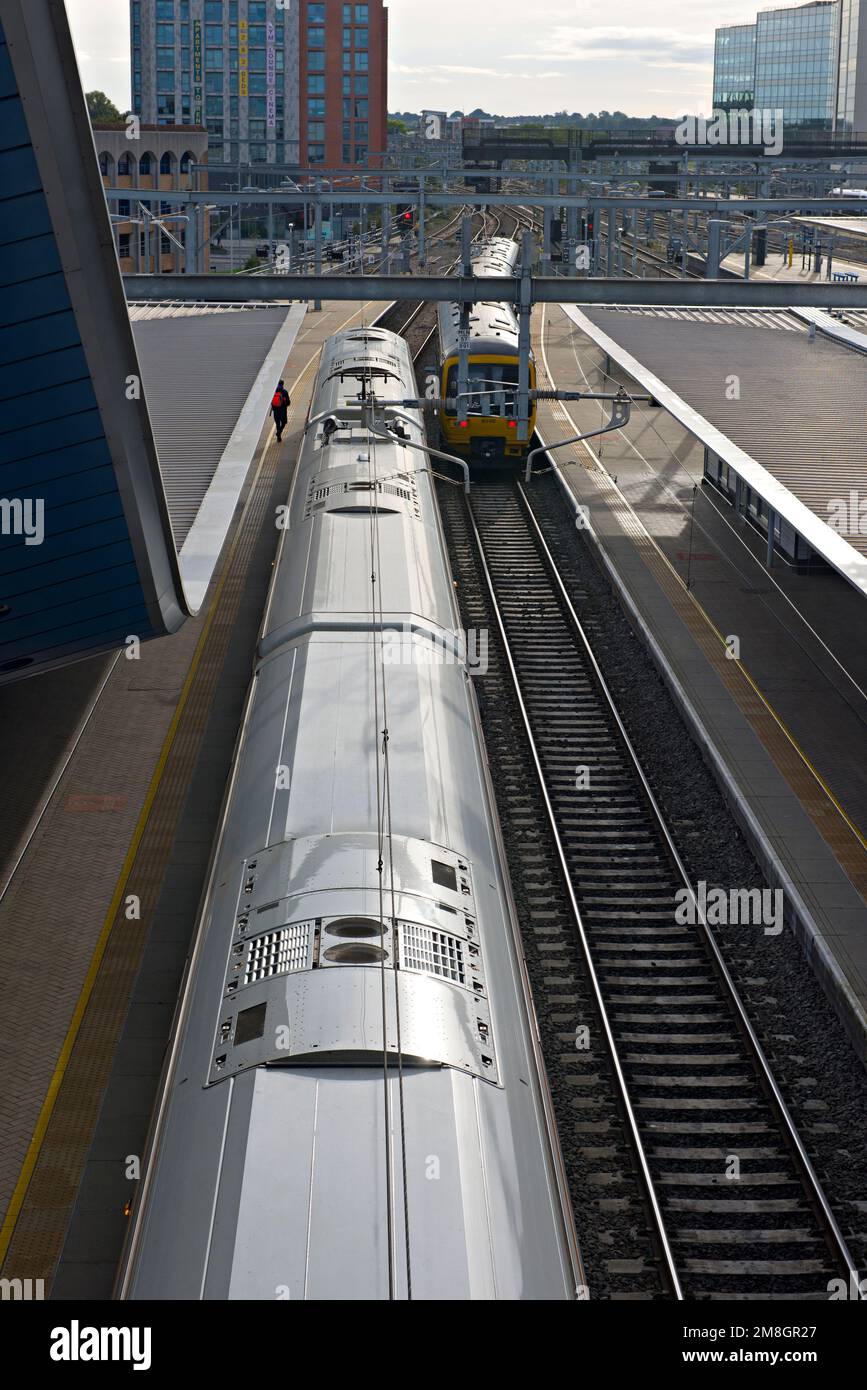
[
  {"left": 508, "top": 420, "right": 517, "bottom": 428},
  {"left": 459, "top": 420, "right": 469, "bottom": 428}
]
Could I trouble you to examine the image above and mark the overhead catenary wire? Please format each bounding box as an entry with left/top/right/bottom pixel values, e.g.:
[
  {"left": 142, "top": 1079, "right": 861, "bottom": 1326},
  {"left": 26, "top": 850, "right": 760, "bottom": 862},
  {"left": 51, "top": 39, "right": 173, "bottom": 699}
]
[
  {"left": 362, "top": 374, "right": 412, "bottom": 1300},
  {"left": 364, "top": 379, "right": 395, "bottom": 1301},
  {"left": 368, "top": 408, "right": 413, "bottom": 1302}
]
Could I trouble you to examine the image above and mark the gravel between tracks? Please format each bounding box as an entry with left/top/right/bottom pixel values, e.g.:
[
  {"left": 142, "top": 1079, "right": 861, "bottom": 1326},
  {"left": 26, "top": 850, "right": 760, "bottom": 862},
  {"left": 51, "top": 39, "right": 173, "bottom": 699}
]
[{"left": 527, "top": 470, "right": 867, "bottom": 1285}]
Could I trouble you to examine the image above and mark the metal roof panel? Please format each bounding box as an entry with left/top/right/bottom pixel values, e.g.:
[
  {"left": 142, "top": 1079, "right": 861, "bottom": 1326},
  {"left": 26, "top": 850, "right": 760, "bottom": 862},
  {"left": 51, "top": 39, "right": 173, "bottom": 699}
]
[
  {"left": 564, "top": 303, "right": 867, "bottom": 594},
  {"left": 132, "top": 308, "right": 295, "bottom": 547}
]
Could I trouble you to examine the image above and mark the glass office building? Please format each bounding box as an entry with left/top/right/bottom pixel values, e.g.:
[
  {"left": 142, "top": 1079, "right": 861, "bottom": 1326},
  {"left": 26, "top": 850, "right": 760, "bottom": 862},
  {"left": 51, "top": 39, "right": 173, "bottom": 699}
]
[
  {"left": 714, "top": 2, "right": 856, "bottom": 131},
  {"left": 836, "top": 0, "right": 867, "bottom": 128},
  {"left": 755, "top": 2, "right": 839, "bottom": 127},
  {"left": 132, "top": 1, "right": 388, "bottom": 168},
  {"left": 713, "top": 24, "right": 757, "bottom": 110}
]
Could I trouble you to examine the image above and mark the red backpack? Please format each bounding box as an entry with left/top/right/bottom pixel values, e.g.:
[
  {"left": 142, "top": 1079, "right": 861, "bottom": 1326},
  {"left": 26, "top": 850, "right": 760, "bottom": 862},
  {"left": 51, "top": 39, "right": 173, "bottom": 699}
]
[{"left": 272, "top": 391, "right": 283, "bottom": 409}]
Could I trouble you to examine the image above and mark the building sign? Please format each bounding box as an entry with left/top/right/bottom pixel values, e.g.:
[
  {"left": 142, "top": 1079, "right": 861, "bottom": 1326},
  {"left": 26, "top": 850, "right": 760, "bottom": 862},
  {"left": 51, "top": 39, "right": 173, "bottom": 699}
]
[
  {"left": 193, "top": 19, "right": 202, "bottom": 124},
  {"left": 266, "top": 22, "right": 276, "bottom": 129},
  {"left": 239, "top": 19, "right": 249, "bottom": 98}
]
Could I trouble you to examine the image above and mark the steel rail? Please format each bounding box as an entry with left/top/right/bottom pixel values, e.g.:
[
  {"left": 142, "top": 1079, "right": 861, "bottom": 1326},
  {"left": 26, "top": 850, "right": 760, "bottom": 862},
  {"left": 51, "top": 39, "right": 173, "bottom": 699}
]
[
  {"left": 373, "top": 206, "right": 498, "bottom": 334},
  {"left": 515, "top": 476, "right": 863, "bottom": 1293},
  {"left": 460, "top": 491, "right": 685, "bottom": 1300}
]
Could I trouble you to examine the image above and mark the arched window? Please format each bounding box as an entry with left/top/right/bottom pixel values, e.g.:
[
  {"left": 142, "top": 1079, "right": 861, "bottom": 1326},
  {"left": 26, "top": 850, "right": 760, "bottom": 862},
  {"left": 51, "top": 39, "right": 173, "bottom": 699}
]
[
  {"left": 160, "top": 150, "right": 176, "bottom": 176},
  {"left": 139, "top": 151, "right": 156, "bottom": 175},
  {"left": 117, "top": 151, "right": 134, "bottom": 176},
  {"left": 98, "top": 151, "right": 115, "bottom": 178},
  {"left": 180, "top": 150, "right": 196, "bottom": 175}
]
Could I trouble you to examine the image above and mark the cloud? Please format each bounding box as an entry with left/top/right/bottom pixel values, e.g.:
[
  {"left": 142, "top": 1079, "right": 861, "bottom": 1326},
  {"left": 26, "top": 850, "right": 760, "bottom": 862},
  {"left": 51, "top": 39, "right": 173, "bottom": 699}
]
[
  {"left": 66, "top": 0, "right": 131, "bottom": 107},
  {"left": 392, "top": 64, "right": 501, "bottom": 76},
  {"left": 503, "top": 24, "right": 714, "bottom": 65},
  {"left": 646, "top": 60, "right": 715, "bottom": 73},
  {"left": 64, "top": 0, "right": 719, "bottom": 122},
  {"left": 392, "top": 62, "right": 567, "bottom": 81}
]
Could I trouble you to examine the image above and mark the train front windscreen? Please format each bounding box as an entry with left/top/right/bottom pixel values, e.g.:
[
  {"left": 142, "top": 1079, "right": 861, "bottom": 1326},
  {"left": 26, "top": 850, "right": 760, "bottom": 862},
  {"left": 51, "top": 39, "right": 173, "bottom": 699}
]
[{"left": 445, "top": 361, "right": 520, "bottom": 418}]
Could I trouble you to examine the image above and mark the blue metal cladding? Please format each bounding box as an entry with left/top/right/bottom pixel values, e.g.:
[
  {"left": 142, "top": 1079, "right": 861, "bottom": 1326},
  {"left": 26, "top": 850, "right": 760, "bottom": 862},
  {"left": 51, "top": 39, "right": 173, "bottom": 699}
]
[{"left": 0, "top": 18, "right": 156, "bottom": 678}]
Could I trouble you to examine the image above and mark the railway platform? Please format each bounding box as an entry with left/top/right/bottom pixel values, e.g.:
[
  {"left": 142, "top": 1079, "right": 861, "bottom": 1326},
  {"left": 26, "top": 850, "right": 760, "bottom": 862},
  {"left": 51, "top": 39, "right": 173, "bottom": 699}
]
[
  {"left": 721, "top": 248, "right": 866, "bottom": 284},
  {"left": 0, "top": 295, "right": 390, "bottom": 1297},
  {"left": 535, "top": 302, "right": 867, "bottom": 1058}
]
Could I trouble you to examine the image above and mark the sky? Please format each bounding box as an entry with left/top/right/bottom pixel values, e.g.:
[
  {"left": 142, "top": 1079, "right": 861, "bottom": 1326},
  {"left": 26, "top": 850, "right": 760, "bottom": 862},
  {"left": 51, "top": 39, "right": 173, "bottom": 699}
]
[{"left": 65, "top": 0, "right": 765, "bottom": 119}]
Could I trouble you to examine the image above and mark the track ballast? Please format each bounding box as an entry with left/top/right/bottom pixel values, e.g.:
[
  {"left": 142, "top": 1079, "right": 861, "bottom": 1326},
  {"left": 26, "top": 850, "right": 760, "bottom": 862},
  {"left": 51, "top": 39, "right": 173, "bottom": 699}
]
[{"left": 435, "top": 473, "right": 859, "bottom": 1300}]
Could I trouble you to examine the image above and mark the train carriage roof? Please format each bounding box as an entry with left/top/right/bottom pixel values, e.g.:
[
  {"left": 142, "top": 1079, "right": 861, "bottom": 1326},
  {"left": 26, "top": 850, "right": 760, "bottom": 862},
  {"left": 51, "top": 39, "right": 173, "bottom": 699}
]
[{"left": 438, "top": 238, "right": 522, "bottom": 361}]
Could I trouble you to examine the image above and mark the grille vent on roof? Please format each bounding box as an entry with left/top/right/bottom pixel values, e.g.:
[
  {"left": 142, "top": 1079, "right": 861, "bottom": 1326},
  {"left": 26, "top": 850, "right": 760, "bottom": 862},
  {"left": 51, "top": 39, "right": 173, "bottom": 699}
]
[
  {"left": 243, "top": 922, "right": 312, "bottom": 984},
  {"left": 305, "top": 474, "right": 420, "bottom": 518},
  {"left": 399, "top": 922, "right": 467, "bottom": 986}
]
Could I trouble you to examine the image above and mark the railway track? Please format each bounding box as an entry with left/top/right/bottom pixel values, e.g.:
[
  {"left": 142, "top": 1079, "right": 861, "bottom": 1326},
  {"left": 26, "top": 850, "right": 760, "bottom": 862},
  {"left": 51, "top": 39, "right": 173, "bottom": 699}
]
[
  {"left": 376, "top": 207, "right": 506, "bottom": 350},
  {"left": 434, "top": 473, "right": 861, "bottom": 1300},
  {"left": 597, "top": 228, "right": 701, "bottom": 281},
  {"left": 512, "top": 200, "right": 700, "bottom": 280}
]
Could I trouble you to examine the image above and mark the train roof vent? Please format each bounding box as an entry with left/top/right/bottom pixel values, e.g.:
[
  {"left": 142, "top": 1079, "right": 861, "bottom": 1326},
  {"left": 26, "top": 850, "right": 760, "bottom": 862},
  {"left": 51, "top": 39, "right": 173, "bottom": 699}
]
[
  {"left": 305, "top": 474, "right": 421, "bottom": 520},
  {"left": 206, "top": 842, "right": 497, "bottom": 1086},
  {"left": 397, "top": 918, "right": 486, "bottom": 998},
  {"left": 400, "top": 922, "right": 466, "bottom": 986},
  {"left": 223, "top": 922, "right": 318, "bottom": 1000},
  {"left": 241, "top": 921, "right": 315, "bottom": 987},
  {"left": 328, "top": 505, "right": 399, "bottom": 515}
]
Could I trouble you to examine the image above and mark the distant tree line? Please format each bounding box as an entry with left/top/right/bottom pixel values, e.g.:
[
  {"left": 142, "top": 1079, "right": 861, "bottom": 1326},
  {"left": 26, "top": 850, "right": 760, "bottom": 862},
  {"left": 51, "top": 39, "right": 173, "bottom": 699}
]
[
  {"left": 86, "top": 91, "right": 129, "bottom": 126},
  {"left": 390, "top": 109, "right": 680, "bottom": 130}
]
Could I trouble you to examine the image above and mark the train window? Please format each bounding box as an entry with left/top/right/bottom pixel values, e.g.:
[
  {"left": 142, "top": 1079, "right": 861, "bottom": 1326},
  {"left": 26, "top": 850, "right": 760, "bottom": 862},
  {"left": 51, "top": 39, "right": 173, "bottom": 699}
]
[
  {"left": 431, "top": 859, "right": 458, "bottom": 891},
  {"left": 444, "top": 363, "right": 520, "bottom": 417},
  {"left": 234, "top": 1001, "right": 267, "bottom": 1046}
]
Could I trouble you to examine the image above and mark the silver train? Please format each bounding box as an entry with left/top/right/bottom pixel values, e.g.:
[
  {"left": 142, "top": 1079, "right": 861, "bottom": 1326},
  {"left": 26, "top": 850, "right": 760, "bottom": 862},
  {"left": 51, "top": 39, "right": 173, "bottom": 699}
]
[{"left": 118, "top": 326, "right": 582, "bottom": 1300}]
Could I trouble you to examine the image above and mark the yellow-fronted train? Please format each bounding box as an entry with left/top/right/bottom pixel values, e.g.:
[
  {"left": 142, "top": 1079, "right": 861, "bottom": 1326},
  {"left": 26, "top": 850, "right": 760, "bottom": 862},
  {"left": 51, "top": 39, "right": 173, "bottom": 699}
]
[{"left": 436, "top": 237, "right": 536, "bottom": 466}]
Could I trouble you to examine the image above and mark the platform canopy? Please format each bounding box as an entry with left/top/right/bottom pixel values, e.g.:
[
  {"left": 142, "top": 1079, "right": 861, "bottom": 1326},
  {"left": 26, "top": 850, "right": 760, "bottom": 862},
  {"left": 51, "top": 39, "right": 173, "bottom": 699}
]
[
  {"left": 562, "top": 302, "right": 867, "bottom": 599},
  {"left": 0, "top": 0, "right": 302, "bottom": 684},
  {"left": 791, "top": 215, "right": 867, "bottom": 241}
]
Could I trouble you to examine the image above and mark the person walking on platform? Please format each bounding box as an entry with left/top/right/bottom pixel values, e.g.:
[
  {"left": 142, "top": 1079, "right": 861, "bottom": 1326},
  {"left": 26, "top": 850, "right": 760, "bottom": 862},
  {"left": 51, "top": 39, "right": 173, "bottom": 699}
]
[{"left": 271, "top": 379, "right": 290, "bottom": 442}]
